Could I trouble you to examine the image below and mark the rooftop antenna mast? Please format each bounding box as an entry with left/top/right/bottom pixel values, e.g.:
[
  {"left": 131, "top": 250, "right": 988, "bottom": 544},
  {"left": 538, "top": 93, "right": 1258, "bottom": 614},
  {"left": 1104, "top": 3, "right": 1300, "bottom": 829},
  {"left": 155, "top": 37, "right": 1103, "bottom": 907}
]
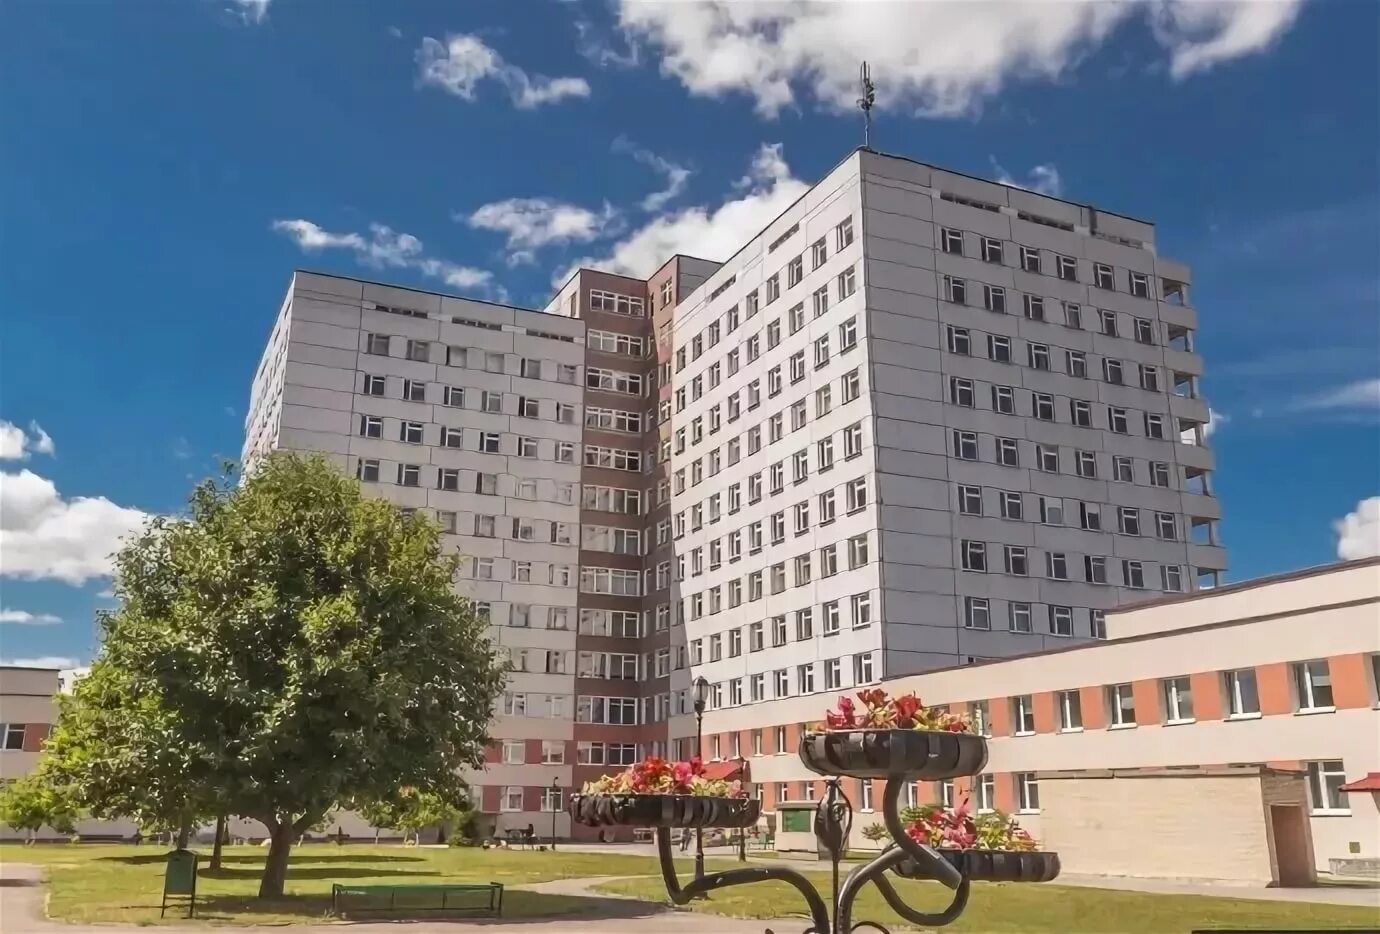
[{"left": 858, "top": 61, "right": 876, "bottom": 149}]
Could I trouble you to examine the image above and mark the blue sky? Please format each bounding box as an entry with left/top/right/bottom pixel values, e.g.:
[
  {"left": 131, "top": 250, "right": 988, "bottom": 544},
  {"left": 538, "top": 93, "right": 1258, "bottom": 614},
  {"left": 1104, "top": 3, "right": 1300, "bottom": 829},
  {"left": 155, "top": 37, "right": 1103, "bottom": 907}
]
[{"left": 2, "top": 0, "right": 1376, "bottom": 668}]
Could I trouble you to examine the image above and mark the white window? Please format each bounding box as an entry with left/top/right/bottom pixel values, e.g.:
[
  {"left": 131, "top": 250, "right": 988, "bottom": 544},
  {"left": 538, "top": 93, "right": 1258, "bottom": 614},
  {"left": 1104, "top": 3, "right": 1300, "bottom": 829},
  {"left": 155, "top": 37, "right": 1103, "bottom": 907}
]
[
  {"left": 366, "top": 333, "right": 390, "bottom": 355},
  {"left": 964, "top": 596, "right": 990, "bottom": 630},
  {"left": 822, "top": 600, "right": 841, "bottom": 635},
  {"left": 798, "top": 664, "right": 815, "bottom": 694},
  {"left": 837, "top": 266, "right": 856, "bottom": 299},
  {"left": 1009, "top": 602, "right": 1032, "bottom": 633},
  {"left": 1224, "top": 669, "right": 1261, "bottom": 718},
  {"left": 1108, "top": 683, "right": 1136, "bottom": 727},
  {"left": 356, "top": 459, "right": 380, "bottom": 482},
  {"left": 1012, "top": 695, "right": 1035, "bottom": 734},
  {"left": 836, "top": 216, "right": 854, "bottom": 250},
  {"left": 851, "top": 592, "right": 872, "bottom": 628},
  {"left": 845, "top": 477, "right": 868, "bottom": 513},
  {"left": 944, "top": 275, "right": 966, "bottom": 304},
  {"left": 359, "top": 415, "right": 383, "bottom": 438},
  {"left": 502, "top": 692, "right": 527, "bottom": 717},
  {"left": 842, "top": 368, "right": 861, "bottom": 402},
  {"left": 1017, "top": 773, "right": 1040, "bottom": 813},
  {"left": 1020, "top": 246, "right": 1041, "bottom": 273},
  {"left": 843, "top": 423, "right": 863, "bottom": 458},
  {"left": 940, "top": 227, "right": 963, "bottom": 254},
  {"left": 853, "top": 652, "right": 874, "bottom": 685},
  {"left": 1094, "top": 263, "right": 1115, "bottom": 290},
  {"left": 1163, "top": 677, "right": 1195, "bottom": 723},
  {"left": 824, "top": 658, "right": 842, "bottom": 690},
  {"left": 502, "top": 739, "right": 525, "bottom": 764},
  {"left": 961, "top": 540, "right": 987, "bottom": 572},
  {"left": 995, "top": 438, "right": 1018, "bottom": 466},
  {"left": 501, "top": 787, "right": 524, "bottom": 812},
  {"left": 1058, "top": 690, "right": 1083, "bottom": 731},
  {"left": 1306, "top": 760, "right": 1349, "bottom": 813},
  {"left": 406, "top": 339, "right": 430, "bottom": 362},
  {"left": 950, "top": 377, "right": 975, "bottom": 407},
  {"left": 957, "top": 484, "right": 982, "bottom": 516},
  {"left": 1293, "top": 660, "right": 1334, "bottom": 711},
  {"left": 848, "top": 534, "right": 869, "bottom": 569}
]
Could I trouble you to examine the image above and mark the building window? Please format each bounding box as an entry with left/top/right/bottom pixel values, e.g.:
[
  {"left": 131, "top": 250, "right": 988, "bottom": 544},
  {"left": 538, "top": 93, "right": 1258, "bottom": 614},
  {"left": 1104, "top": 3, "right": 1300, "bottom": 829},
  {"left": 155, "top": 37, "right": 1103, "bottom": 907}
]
[
  {"left": 854, "top": 652, "right": 874, "bottom": 685},
  {"left": 1012, "top": 695, "right": 1035, "bottom": 735},
  {"left": 1163, "top": 677, "right": 1195, "bottom": 723},
  {"left": 1058, "top": 690, "right": 1082, "bottom": 731},
  {"left": 1107, "top": 683, "right": 1136, "bottom": 727},
  {"left": 2, "top": 723, "right": 25, "bottom": 750},
  {"left": 1009, "top": 602, "right": 1032, "bottom": 633},
  {"left": 1293, "top": 660, "right": 1335, "bottom": 711},
  {"left": 1090, "top": 609, "right": 1106, "bottom": 640},
  {"left": 953, "top": 430, "right": 979, "bottom": 461},
  {"left": 1305, "top": 760, "right": 1349, "bottom": 813},
  {"left": 976, "top": 774, "right": 996, "bottom": 812},
  {"left": 1223, "top": 669, "right": 1261, "bottom": 719},
  {"left": 981, "top": 237, "right": 1003, "bottom": 263},
  {"left": 941, "top": 228, "right": 963, "bottom": 254},
  {"left": 961, "top": 540, "right": 987, "bottom": 572},
  {"left": 501, "top": 787, "right": 524, "bottom": 812},
  {"left": 356, "top": 459, "right": 380, "bottom": 482},
  {"left": 944, "top": 276, "right": 967, "bottom": 304},
  {"left": 1048, "top": 605, "right": 1073, "bottom": 636},
  {"left": 958, "top": 485, "right": 982, "bottom": 516},
  {"left": 1094, "top": 263, "right": 1115, "bottom": 290},
  {"left": 964, "top": 596, "right": 990, "bottom": 630},
  {"left": 1017, "top": 773, "right": 1040, "bottom": 813}
]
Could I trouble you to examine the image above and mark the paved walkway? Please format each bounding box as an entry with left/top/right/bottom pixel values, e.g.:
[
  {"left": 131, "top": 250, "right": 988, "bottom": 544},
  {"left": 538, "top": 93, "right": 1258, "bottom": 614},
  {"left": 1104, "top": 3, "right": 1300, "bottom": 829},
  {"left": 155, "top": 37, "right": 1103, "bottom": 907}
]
[
  {"left": 4, "top": 857, "right": 1377, "bottom": 933},
  {"left": 554, "top": 843, "right": 1380, "bottom": 907}
]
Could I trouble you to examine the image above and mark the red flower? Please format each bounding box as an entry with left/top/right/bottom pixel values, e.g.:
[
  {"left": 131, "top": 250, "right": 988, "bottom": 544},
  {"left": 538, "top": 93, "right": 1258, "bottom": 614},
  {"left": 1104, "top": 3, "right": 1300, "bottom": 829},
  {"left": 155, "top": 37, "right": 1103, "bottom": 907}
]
[{"left": 892, "top": 693, "right": 921, "bottom": 726}]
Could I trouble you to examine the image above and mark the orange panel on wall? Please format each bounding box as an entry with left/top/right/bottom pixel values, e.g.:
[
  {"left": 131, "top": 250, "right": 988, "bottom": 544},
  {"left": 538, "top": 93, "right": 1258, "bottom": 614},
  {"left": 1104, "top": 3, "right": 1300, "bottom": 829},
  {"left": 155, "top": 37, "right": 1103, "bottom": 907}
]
[
  {"left": 1190, "top": 671, "right": 1224, "bottom": 721},
  {"left": 1080, "top": 686, "right": 1107, "bottom": 730},
  {"left": 988, "top": 696, "right": 1012, "bottom": 736},
  {"left": 1258, "top": 663, "right": 1293, "bottom": 715},
  {"left": 1329, "top": 654, "right": 1374, "bottom": 709},
  {"left": 1032, "top": 692, "right": 1056, "bottom": 733}
]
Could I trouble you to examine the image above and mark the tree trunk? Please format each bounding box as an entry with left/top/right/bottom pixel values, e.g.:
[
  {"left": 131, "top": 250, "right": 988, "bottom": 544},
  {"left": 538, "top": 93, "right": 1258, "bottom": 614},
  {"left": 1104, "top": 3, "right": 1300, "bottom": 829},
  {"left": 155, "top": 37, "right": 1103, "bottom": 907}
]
[
  {"left": 175, "top": 818, "right": 192, "bottom": 850},
  {"left": 258, "top": 822, "right": 293, "bottom": 898},
  {"left": 210, "top": 815, "right": 227, "bottom": 870}
]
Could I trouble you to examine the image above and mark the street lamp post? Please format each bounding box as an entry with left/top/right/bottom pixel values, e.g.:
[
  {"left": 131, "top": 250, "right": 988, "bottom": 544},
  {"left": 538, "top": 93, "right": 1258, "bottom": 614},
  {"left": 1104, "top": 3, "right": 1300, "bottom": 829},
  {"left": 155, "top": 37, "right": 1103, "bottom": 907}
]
[
  {"left": 550, "top": 778, "right": 560, "bottom": 851},
  {"left": 692, "top": 676, "right": 710, "bottom": 882}
]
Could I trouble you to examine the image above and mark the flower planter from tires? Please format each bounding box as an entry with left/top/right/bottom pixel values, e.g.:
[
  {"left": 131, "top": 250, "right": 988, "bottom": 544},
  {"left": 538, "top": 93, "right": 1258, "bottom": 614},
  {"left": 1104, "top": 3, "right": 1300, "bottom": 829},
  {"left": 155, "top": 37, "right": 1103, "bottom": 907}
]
[
  {"left": 568, "top": 792, "right": 762, "bottom": 829},
  {"left": 894, "top": 847, "right": 1061, "bottom": 883},
  {"left": 799, "top": 728, "right": 989, "bottom": 780}
]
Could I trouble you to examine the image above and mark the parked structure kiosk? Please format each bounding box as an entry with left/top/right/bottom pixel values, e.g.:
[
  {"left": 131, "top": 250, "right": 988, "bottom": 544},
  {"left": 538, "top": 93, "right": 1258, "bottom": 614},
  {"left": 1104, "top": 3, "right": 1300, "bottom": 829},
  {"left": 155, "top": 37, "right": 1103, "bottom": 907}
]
[{"left": 161, "top": 849, "right": 199, "bottom": 918}]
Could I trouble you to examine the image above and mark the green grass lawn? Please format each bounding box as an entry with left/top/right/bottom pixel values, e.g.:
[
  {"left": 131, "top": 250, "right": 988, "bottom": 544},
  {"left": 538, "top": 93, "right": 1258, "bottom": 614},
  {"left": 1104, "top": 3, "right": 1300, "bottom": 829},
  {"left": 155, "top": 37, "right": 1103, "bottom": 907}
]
[
  {"left": 0, "top": 843, "right": 717, "bottom": 924},
  {"left": 594, "top": 873, "right": 1380, "bottom": 933}
]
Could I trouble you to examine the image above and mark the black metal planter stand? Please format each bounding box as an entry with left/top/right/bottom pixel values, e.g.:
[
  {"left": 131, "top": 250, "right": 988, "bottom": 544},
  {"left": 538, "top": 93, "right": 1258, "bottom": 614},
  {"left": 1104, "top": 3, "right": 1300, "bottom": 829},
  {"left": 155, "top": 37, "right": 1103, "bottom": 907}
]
[{"left": 609, "top": 730, "right": 1060, "bottom": 934}]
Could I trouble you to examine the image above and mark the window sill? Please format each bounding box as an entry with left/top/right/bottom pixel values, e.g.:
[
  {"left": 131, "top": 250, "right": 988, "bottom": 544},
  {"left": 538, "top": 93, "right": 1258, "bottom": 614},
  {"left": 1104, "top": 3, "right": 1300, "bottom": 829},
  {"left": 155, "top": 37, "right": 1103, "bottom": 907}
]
[
  {"left": 1226, "top": 712, "right": 1262, "bottom": 722},
  {"left": 1013, "top": 730, "right": 1036, "bottom": 738},
  {"left": 1164, "top": 718, "right": 1196, "bottom": 727},
  {"left": 1058, "top": 727, "right": 1084, "bottom": 734},
  {"left": 1295, "top": 707, "right": 1337, "bottom": 717},
  {"left": 1016, "top": 809, "right": 1041, "bottom": 816},
  {"left": 1310, "top": 810, "right": 1352, "bottom": 817},
  {"left": 1108, "top": 723, "right": 1137, "bottom": 731}
]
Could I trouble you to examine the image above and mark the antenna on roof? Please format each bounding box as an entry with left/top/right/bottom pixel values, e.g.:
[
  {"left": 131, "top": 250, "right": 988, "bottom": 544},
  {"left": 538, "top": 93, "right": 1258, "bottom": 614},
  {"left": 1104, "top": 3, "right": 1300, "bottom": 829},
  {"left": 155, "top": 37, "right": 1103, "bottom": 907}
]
[{"left": 858, "top": 61, "right": 876, "bottom": 149}]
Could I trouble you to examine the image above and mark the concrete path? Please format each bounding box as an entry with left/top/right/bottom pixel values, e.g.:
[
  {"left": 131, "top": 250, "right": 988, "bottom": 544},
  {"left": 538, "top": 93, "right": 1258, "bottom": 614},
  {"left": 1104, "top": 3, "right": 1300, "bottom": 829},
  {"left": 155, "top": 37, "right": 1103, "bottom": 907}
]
[{"left": 554, "top": 843, "right": 1380, "bottom": 907}]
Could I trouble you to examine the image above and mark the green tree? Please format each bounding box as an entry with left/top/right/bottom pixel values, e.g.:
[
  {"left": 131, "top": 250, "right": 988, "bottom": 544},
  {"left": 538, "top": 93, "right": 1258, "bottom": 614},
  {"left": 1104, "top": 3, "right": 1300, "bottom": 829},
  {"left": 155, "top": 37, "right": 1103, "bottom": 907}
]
[
  {"left": 358, "top": 784, "right": 472, "bottom": 845},
  {"left": 0, "top": 769, "right": 78, "bottom": 841},
  {"left": 42, "top": 454, "right": 506, "bottom": 897}
]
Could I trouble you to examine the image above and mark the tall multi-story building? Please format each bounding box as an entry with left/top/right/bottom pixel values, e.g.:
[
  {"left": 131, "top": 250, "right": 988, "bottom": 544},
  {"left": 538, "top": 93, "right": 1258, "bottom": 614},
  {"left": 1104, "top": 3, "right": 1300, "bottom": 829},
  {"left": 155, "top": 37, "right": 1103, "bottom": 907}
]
[{"left": 242, "top": 147, "right": 1224, "bottom": 839}]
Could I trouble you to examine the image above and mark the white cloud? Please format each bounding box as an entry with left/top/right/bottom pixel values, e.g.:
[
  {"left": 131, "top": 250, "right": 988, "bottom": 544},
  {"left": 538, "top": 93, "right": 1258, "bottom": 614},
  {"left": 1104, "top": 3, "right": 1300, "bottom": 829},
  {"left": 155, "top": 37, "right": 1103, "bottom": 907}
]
[
  {"left": 272, "top": 219, "right": 497, "bottom": 294},
  {"left": 990, "top": 158, "right": 1064, "bottom": 197},
  {"left": 0, "top": 656, "right": 80, "bottom": 670},
  {"left": 466, "top": 198, "right": 615, "bottom": 251},
  {"left": 1334, "top": 496, "right": 1380, "bottom": 561},
  {"left": 1292, "top": 378, "right": 1380, "bottom": 412},
  {"left": 28, "top": 423, "right": 54, "bottom": 456},
  {"left": 1150, "top": 0, "right": 1303, "bottom": 79},
  {"left": 0, "top": 469, "right": 150, "bottom": 585},
  {"left": 230, "top": 0, "right": 270, "bottom": 25},
  {"left": 561, "top": 142, "right": 807, "bottom": 282},
  {"left": 575, "top": 18, "right": 641, "bottom": 68},
  {"left": 0, "top": 420, "right": 55, "bottom": 460},
  {"left": 614, "top": 138, "right": 693, "bottom": 211},
  {"left": 0, "top": 422, "right": 25, "bottom": 460},
  {"left": 1203, "top": 407, "right": 1229, "bottom": 438},
  {"left": 0, "top": 609, "right": 62, "bottom": 625},
  {"left": 416, "top": 35, "right": 591, "bottom": 109},
  {"left": 616, "top": 0, "right": 1303, "bottom": 117},
  {"left": 96, "top": 589, "right": 115, "bottom": 600}
]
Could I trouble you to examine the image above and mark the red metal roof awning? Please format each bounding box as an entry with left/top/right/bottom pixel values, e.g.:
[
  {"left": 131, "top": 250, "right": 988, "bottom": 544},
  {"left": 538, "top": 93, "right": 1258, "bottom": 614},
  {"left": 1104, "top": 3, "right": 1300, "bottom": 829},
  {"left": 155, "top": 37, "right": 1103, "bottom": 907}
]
[
  {"left": 1339, "top": 772, "right": 1380, "bottom": 793},
  {"left": 703, "top": 760, "right": 749, "bottom": 782}
]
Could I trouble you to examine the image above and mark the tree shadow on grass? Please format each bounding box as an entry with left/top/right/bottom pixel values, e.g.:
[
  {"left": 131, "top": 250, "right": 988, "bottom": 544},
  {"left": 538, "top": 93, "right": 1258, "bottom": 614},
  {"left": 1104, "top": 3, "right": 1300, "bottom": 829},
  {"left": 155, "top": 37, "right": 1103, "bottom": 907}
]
[
  {"left": 201, "top": 867, "right": 441, "bottom": 881},
  {"left": 103, "top": 852, "right": 425, "bottom": 866}
]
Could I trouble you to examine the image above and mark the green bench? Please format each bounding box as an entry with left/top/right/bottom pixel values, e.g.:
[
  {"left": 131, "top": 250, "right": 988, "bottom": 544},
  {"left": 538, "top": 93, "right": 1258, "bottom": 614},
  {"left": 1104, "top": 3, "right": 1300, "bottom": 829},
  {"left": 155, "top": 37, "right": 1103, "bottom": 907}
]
[{"left": 331, "top": 883, "right": 503, "bottom": 917}]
